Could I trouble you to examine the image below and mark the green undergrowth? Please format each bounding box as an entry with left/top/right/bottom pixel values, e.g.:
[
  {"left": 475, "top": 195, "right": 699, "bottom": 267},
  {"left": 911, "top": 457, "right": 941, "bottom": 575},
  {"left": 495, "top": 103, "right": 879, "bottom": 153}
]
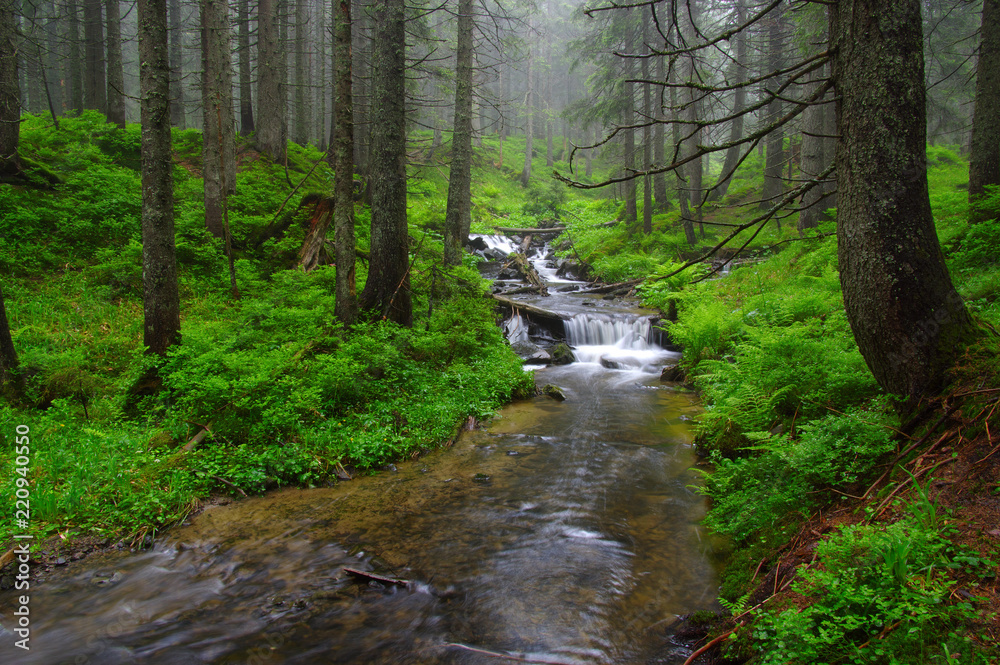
[
  {"left": 0, "top": 113, "right": 535, "bottom": 542},
  {"left": 643, "top": 144, "right": 999, "bottom": 663}
]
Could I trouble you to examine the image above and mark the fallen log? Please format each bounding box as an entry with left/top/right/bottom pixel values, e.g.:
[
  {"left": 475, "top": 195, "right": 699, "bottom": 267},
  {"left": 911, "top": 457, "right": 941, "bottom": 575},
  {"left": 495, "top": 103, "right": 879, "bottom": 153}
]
[
  {"left": 493, "top": 226, "right": 566, "bottom": 234},
  {"left": 505, "top": 253, "right": 549, "bottom": 296},
  {"left": 500, "top": 285, "right": 545, "bottom": 296},
  {"left": 0, "top": 548, "right": 14, "bottom": 571},
  {"left": 181, "top": 422, "right": 214, "bottom": 452},
  {"left": 491, "top": 295, "right": 569, "bottom": 321},
  {"left": 518, "top": 234, "right": 533, "bottom": 254},
  {"left": 575, "top": 278, "right": 644, "bottom": 295},
  {"left": 342, "top": 567, "right": 411, "bottom": 588}
]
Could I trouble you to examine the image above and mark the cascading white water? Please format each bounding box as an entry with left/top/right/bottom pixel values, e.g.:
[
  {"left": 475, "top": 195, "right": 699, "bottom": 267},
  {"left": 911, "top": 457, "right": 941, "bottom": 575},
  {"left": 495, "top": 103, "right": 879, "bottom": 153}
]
[
  {"left": 504, "top": 312, "right": 531, "bottom": 345},
  {"left": 564, "top": 314, "right": 674, "bottom": 371},
  {"left": 564, "top": 314, "right": 654, "bottom": 348},
  {"left": 530, "top": 243, "right": 579, "bottom": 285},
  {"left": 473, "top": 234, "right": 519, "bottom": 256}
]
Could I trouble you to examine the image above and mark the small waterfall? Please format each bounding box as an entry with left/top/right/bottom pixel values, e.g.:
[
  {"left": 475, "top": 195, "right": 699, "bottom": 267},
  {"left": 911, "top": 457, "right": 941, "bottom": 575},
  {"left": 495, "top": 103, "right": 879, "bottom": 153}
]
[
  {"left": 564, "top": 314, "right": 673, "bottom": 371},
  {"left": 473, "top": 234, "right": 519, "bottom": 256},
  {"left": 564, "top": 314, "right": 654, "bottom": 348},
  {"left": 504, "top": 312, "right": 531, "bottom": 345}
]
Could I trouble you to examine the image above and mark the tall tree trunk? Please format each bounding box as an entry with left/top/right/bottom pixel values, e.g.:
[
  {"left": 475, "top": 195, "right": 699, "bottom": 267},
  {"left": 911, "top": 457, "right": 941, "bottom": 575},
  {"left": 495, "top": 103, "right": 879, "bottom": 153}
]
[
  {"left": 519, "top": 17, "right": 533, "bottom": 187},
  {"left": 761, "top": 3, "right": 785, "bottom": 211},
  {"left": 257, "top": 0, "right": 287, "bottom": 163},
  {"left": 293, "top": 0, "right": 309, "bottom": 145},
  {"left": 359, "top": 0, "right": 410, "bottom": 325},
  {"left": 83, "top": 0, "right": 106, "bottom": 113},
  {"left": 168, "top": 0, "right": 185, "bottom": 127},
  {"left": 237, "top": 0, "right": 254, "bottom": 135},
  {"left": 0, "top": 284, "right": 20, "bottom": 396},
  {"left": 332, "top": 0, "right": 357, "bottom": 324},
  {"left": 652, "top": 50, "right": 668, "bottom": 210},
  {"left": 42, "top": 1, "right": 62, "bottom": 116},
  {"left": 66, "top": 0, "right": 85, "bottom": 115},
  {"left": 641, "top": 23, "right": 652, "bottom": 234},
  {"left": 138, "top": 0, "right": 181, "bottom": 355},
  {"left": 352, "top": 0, "right": 370, "bottom": 181},
  {"left": 105, "top": 0, "right": 125, "bottom": 127},
  {"left": 709, "top": 0, "right": 747, "bottom": 203},
  {"left": 316, "top": 0, "right": 326, "bottom": 150},
  {"left": 969, "top": 0, "right": 1000, "bottom": 223},
  {"left": 622, "top": 17, "right": 637, "bottom": 225},
  {"left": 22, "top": 0, "right": 43, "bottom": 114},
  {"left": 672, "top": 68, "right": 696, "bottom": 246},
  {"left": 544, "top": 19, "right": 553, "bottom": 169},
  {"left": 681, "top": 10, "right": 703, "bottom": 234},
  {"left": 832, "top": 0, "right": 977, "bottom": 400},
  {"left": 201, "top": 0, "right": 236, "bottom": 238},
  {"left": 798, "top": 68, "right": 830, "bottom": 231},
  {"left": 0, "top": 0, "right": 20, "bottom": 177},
  {"left": 443, "top": 0, "right": 474, "bottom": 266}
]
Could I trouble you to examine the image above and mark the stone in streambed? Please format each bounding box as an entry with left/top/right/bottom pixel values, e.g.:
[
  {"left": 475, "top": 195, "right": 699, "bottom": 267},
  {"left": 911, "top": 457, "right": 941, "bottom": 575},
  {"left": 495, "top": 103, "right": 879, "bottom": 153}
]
[
  {"left": 550, "top": 343, "right": 574, "bottom": 365},
  {"left": 541, "top": 384, "right": 567, "bottom": 401}
]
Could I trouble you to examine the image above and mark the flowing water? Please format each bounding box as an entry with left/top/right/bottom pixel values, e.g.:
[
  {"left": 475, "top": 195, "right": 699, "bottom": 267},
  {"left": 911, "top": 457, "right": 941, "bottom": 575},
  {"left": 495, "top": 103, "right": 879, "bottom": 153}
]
[{"left": 2, "top": 241, "right": 721, "bottom": 665}]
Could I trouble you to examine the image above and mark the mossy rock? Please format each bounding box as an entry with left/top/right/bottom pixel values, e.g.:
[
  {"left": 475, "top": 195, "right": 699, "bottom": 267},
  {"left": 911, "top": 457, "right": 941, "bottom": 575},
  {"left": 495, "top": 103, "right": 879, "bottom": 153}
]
[
  {"left": 541, "top": 384, "right": 567, "bottom": 401},
  {"left": 550, "top": 343, "right": 574, "bottom": 365}
]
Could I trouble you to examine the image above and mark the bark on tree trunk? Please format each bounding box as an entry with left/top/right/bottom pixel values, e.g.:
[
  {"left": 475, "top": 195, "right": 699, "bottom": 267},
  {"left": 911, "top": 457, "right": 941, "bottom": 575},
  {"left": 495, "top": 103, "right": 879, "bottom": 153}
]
[
  {"left": 519, "top": 17, "right": 533, "bottom": 187},
  {"left": 139, "top": 0, "right": 181, "bottom": 355},
  {"left": 237, "top": 0, "right": 255, "bottom": 135},
  {"left": 761, "top": 3, "right": 785, "bottom": 212},
  {"left": 708, "top": 0, "right": 747, "bottom": 203},
  {"left": 0, "top": 284, "right": 20, "bottom": 395},
  {"left": 42, "top": 1, "right": 62, "bottom": 116},
  {"left": 105, "top": 0, "right": 125, "bottom": 127},
  {"left": 293, "top": 0, "right": 309, "bottom": 145},
  {"left": 969, "top": 0, "right": 1000, "bottom": 223},
  {"left": 799, "top": 66, "right": 832, "bottom": 231},
  {"left": 257, "top": 0, "right": 287, "bottom": 163},
  {"left": 641, "top": 23, "right": 652, "bottom": 234},
  {"left": 201, "top": 0, "right": 236, "bottom": 239},
  {"left": 66, "top": 0, "right": 85, "bottom": 115},
  {"left": 332, "top": 0, "right": 357, "bottom": 324},
  {"left": 168, "top": 0, "right": 185, "bottom": 127},
  {"left": 832, "top": 0, "right": 978, "bottom": 400},
  {"left": 0, "top": 0, "right": 20, "bottom": 178},
  {"left": 359, "top": 0, "right": 410, "bottom": 326},
  {"left": 22, "top": 0, "right": 43, "bottom": 114},
  {"left": 443, "top": 0, "right": 474, "bottom": 266},
  {"left": 352, "top": 1, "right": 370, "bottom": 181},
  {"left": 622, "top": 15, "right": 637, "bottom": 225},
  {"left": 652, "top": 46, "right": 668, "bottom": 211},
  {"left": 83, "top": 0, "right": 106, "bottom": 113}
]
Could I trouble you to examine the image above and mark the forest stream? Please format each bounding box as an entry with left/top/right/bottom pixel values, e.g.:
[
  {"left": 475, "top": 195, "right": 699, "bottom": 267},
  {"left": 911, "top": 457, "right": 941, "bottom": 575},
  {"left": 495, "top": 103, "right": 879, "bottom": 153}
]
[{"left": 6, "top": 238, "right": 722, "bottom": 665}]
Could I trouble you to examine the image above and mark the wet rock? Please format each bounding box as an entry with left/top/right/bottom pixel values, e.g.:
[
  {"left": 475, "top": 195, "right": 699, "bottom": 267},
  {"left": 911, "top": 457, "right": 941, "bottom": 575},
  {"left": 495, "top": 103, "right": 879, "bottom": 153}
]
[
  {"left": 550, "top": 343, "right": 575, "bottom": 366},
  {"left": 466, "top": 236, "right": 488, "bottom": 251},
  {"left": 55, "top": 557, "right": 67, "bottom": 566},
  {"left": 91, "top": 571, "right": 124, "bottom": 587},
  {"left": 556, "top": 260, "right": 589, "bottom": 280},
  {"left": 511, "top": 341, "right": 551, "bottom": 364},
  {"left": 541, "top": 384, "right": 567, "bottom": 401},
  {"left": 660, "top": 364, "right": 686, "bottom": 382},
  {"left": 473, "top": 473, "right": 491, "bottom": 482}
]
